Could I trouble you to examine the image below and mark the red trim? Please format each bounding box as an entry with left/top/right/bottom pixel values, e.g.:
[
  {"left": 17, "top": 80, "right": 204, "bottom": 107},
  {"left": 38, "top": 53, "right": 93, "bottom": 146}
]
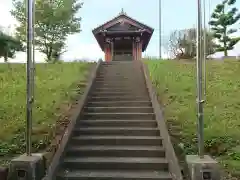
[
  {"left": 132, "top": 41, "right": 135, "bottom": 60},
  {"left": 134, "top": 42, "right": 138, "bottom": 60},
  {"left": 104, "top": 45, "right": 111, "bottom": 62},
  {"left": 138, "top": 42, "right": 142, "bottom": 60}
]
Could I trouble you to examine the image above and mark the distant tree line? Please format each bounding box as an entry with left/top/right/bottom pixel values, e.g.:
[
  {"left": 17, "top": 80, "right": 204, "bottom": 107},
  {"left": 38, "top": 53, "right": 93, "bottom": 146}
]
[
  {"left": 168, "top": 0, "right": 240, "bottom": 59},
  {"left": 0, "top": 31, "right": 23, "bottom": 62}
]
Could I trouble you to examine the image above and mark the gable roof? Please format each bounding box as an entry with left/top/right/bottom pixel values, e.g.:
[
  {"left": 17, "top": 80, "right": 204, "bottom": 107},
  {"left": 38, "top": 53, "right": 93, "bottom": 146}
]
[
  {"left": 106, "top": 22, "right": 140, "bottom": 31},
  {"left": 92, "top": 11, "right": 154, "bottom": 35}
]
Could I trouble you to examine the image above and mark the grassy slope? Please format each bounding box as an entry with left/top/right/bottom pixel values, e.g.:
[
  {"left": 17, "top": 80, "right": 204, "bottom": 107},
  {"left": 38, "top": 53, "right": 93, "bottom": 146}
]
[
  {"left": 146, "top": 60, "right": 240, "bottom": 176},
  {"left": 0, "top": 62, "right": 92, "bottom": 165}
]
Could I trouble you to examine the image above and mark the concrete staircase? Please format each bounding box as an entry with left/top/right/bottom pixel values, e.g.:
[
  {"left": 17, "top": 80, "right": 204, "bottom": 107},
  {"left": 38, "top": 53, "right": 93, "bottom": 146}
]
[{"left": 54, "top": 61, "right": 181, "bottom": 180}]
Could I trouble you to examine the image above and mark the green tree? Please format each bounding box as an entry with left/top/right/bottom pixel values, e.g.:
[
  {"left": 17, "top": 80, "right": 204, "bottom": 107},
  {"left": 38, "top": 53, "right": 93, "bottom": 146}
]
[
  {"left": 0, "top": 31, "right": 23, "bottom": 62},
  {"left": 11, "top": 0, "right": 83, "bottom": 62},
  {"left": 209, "top": 0, "right": 240, "bottom": 56}
]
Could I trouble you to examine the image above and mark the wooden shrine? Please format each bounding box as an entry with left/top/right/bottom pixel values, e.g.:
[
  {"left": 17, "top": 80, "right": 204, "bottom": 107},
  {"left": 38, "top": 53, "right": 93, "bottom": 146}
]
[{"left": 92, "top": 9, "right": 154, "bottom": 62}]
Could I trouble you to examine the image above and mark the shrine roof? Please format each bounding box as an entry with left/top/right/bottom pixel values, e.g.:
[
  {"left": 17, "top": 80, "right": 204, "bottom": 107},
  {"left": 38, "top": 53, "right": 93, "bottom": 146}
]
[
  {"left": 92, "top": 9, "right": 154, "bottom": 35},
  {"left": 92, "top": 9, "right": 154, "bottom": 52}
]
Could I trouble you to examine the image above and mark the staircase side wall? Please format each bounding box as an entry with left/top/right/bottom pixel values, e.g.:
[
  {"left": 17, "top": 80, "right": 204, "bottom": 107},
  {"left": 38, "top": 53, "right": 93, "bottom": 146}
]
[{"left": 140, "top": 60, "right": 183, "bottom": 180}]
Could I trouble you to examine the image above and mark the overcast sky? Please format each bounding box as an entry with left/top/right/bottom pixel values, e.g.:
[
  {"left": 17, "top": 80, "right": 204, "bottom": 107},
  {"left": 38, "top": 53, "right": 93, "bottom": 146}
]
[{"left": 0, "top": 0, "right": 239, "bottom": 63}]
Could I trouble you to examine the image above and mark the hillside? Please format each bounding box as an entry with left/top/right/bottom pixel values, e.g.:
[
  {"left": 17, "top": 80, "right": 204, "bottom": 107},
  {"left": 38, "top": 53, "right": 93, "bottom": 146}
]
[
  {"left": 0, "top": 62, "right": 93, "bottom": 165},
  {"left": 146, "top": 59, "right": 240, "bottom": 177},
  {"left": 1, "top": 59, "right": 239, "bottom": 178}
]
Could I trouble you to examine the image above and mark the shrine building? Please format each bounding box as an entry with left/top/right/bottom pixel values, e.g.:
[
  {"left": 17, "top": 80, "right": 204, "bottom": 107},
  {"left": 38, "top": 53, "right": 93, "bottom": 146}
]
[{"left": 92, "top": 9, "right": 154, "bottom": 62}]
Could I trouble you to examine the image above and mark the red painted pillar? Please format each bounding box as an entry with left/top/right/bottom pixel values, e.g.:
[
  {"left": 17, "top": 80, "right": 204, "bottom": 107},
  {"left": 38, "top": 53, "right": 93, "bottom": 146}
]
[
  {"left": 138, "top": 41, "right": 142, "bottom": 60},
  {"left": 104, "top": 44, "right": 111, "bottom": 62},
  {"left": 135, "top": 37, "right": 141, "bottom": 60},
  {"left": 132, "top": 41, "right": 136, "bottom": 60},
  {"left": 135, "top": 42, "right": 138, "bottom": 60},
  {"left": 104, "top": 46, "right": 108, "bottom": 62},
  {"left": 111, "top": 40, "right": 114, "bottom": 61}
]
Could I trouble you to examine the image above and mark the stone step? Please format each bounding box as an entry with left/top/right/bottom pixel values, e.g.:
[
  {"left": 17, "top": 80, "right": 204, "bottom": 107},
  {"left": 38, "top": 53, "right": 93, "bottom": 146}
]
[
  {"left": 102, "top": 63, "right": 141, "bottom": 66},
  {"left": 101, "top": 61, "right": 137, "bottom": 64},
  {"left": 92, "top": 83, "right": 146, "bottom": 87},
  {"left": 101, "top": 64, "right": 138, "bottom": 66},
  {"left": 86, "top": 101, "right": 152, "bottom": 107},
  {"left": 95, "top": 76, "right": 144, "bottom": 80},
  {"left": 72, "top": 127, "right": 159, "bottom": 136},
  {"left": 88, "top": 96, "right": 150, "bottom": 102},
  {"left": 99, "top": 63, "right": 139, "bottom": 65},
  {"left": 94, "top": 77, "right": 144, "bottom": 81},
  {"left": 91, "top": 87, "right": 147, "bottom": 91},
  {"left": 98, "top": 67, "right": 141, "bottom": 70},
  {"left": 93, "top": 82, "right": 145, "bottom": 89},
  {"left": 100, "top": 64, "right": 139, "bottom": 67},
  {"left": 96, "top": 74, "right": 143, "bottom": 78},
  {"left": 99, "top": 65, "right": 139, "bottom": 67},
  {"left": 98, "top": 69, "right": 140, "bottom": 71},
  {"left": 97, "top": 72, "right": 142, "bottom": 76},
  {"left": 56, "top": 170, "right": 172, "bottom": 180},
  {"left": 94, "top": 80, "right": 145, "bottom": 84},
  {"left": 81, "top": 113, "right": 155, "bottom": 120},
  {"left": 70, "top": 136, "right": 163, "bottom": 146},
  {"left": 98, "top": 67, "right": 141, "bottom": 69},
  {"left": 98, "top": 65, "right": 140, "bottom": 68},
  {"left": 65, "top": 145, "right": 165, "bottom": 158},
  {"left": 61, "top": 157, "right": 169, "bottom": 171},
  {"left": 90, "top": 92, "right": 148, "bottom": 97},
  {"left": 95, "top": 76, "right": 143, "bottom": 80},
  {"left": 76, "top": 120, "right": 157, "bottom": 128},
  {"left": 91, "top": 88, "right": 148, "bottom": 93},
  {"left": 89, "top": 90, "right": 149, "bottom": 97},
  {"left": 90, "top": 90, "right": 147, "bottom": 94},
  {"left": 97, "top": 68, "right": 141, "bottom": 71},
  {"left": 93, "top": 83, "right": 146, "bottom": 88},
  {"left": 96, "top": 75, "right": 144, "bottom": 79},
  {"left": 96, "top": 74, "right": 142, "bottom": 77},
  {"left": 84, "top": 107, "right": 153, "bottom": 113},
  {"left": 100, "top": 65, "right": 139, "bottom": 68}
]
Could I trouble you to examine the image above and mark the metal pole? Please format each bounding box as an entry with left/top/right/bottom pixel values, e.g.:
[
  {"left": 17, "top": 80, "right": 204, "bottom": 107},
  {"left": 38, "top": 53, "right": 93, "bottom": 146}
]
[
  {"left": 31, "top": 0, "right": 35, "bottom": 101},
  {"left": 159, "top": 0, "right": 162, "bottom": 59},
  {"left": 203, "top": 0, "right": 207, "bottom": 101},
  {"left": 208, "top": 0, "right": 211, "bottom": 29},
  {"left": 208, "top": 0, "right": 211, "bottom": 57},
  {"left": 196, "top": 0, "right": 204, "bottom": 159},
  {"left": 26, "top": 0, "right": 34, "bottom": 156}
]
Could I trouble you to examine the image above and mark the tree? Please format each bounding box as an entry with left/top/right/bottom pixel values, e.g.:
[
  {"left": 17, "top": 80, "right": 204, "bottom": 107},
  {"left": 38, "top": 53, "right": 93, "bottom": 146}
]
[
  {"left": 0, "top": 31, "right": 23, "bottom": 62},
  {"left": 209, "top": 0, "right": 240, "bottom": 56},
  {"left": 168, "top": 30, "right": 183, "bottom": 59},
  {"left": 11, "top": 0, "right": 83, "bottom": 62},
  {"left": 168, "top": 28, "right": 217, "bottom": 59}
]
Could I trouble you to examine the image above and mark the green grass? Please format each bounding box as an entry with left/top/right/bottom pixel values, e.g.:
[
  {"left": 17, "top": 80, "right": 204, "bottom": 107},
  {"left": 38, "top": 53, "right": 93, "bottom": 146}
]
[
  {"left": 0, "top": 62, "right": 93, "bottom": 166},
  {"left": 146, "top": 59, "right": 240, "bottom": 176}
]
